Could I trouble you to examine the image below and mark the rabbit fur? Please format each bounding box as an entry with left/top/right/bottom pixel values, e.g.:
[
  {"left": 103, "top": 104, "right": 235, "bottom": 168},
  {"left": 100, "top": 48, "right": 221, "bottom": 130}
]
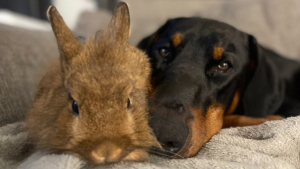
[{"left": 26, "top": 2, "right": 159, "bottom": 165}]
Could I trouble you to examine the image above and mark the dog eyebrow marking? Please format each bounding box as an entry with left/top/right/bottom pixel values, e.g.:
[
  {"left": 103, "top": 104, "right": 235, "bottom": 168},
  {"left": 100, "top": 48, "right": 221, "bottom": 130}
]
[
  {"left": 213, "top": 45, "right": 224, "bottom": 60},
  {"left": 172, "top": 32, "right": 183, "bottom": 47}
]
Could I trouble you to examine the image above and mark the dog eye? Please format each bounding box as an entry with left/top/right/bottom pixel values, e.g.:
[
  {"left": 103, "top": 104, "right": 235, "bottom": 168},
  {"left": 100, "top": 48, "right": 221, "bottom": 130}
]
[
  {"left": 127, "top": 98, "right": 131, "bottom": 110},
  {"left": 72, "top": 101, "right": 79, "bottom": 116},
  {"left": 215, "top": 62, "right": 231, "bottom": 73},
  {"left": 158, "top": 47, "right": 170, "bottom": 57}
]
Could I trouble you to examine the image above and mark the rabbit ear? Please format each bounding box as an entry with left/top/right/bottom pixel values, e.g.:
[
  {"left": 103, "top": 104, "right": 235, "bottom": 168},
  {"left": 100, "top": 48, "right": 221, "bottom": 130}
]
[
  {"left": 107, "top": 2, "right": 130, "bottom": 44},
  {"left": 47, "top": 6, "right": 81, "bottom": 62}
]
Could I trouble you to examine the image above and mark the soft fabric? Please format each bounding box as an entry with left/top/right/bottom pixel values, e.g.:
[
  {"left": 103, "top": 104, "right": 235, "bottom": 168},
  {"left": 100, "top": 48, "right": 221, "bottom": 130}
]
[
  {"left": 0, "top": 122, "right": 32, "bottom": 169},
  {"left": 0, "top": 116, "right": 294, "bottom": 169}
]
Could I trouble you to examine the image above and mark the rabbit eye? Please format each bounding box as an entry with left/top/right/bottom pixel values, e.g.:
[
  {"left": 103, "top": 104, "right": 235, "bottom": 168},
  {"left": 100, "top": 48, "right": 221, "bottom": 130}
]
[
  {"left": 127, "top": 98, "right": 131, "bottom": 110},
  {"left": 72, "top": 101, "right": 79, "bottom": 116}
]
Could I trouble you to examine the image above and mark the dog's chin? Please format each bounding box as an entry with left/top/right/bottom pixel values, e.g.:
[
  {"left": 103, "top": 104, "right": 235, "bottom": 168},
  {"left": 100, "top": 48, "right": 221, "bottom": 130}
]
[
  {"left": 150, "top": 148, "right": 180, "bottom": 159},
  {"left": 149, "top": 140, "right": 204, "bottom": 159}
]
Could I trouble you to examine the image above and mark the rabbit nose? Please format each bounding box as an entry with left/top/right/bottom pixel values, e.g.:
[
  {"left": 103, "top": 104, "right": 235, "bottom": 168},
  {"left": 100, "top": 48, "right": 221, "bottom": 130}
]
[
  {"left": 91, "top": 141, "right": 124, "bottom": 164},
  {"left": 91, "top": 149, "right": 122, "bottom": 163}
]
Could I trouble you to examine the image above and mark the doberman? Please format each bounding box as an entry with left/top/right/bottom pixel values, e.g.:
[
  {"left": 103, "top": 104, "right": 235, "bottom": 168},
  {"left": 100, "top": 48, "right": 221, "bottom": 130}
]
[{"left": 138, "top": 17, "right": 300, "bottom": 158}]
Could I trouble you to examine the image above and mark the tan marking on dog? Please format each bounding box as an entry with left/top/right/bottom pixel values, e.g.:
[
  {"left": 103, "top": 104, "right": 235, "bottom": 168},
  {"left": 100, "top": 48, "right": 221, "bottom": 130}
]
[
  {"left": 213, "top": 45, "right": 224, "bottom": 60},
  {"left": 178, "top": 104, "right": 224, "bottom": 158},
  {"left": 172, "top": 32, "right": 183, "bottom": 47},
  {"left": 223, "top": 115, "right": 284, "bottom": 128},
  {"left": 225, "top": 91, "right": 240, "bottom": 115}
]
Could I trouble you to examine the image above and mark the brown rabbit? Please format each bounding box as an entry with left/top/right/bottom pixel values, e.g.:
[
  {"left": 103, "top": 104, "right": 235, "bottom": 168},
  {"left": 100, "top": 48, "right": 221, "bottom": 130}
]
[{"left": 26, "top": 2, "right": 160, "bottom": 165}]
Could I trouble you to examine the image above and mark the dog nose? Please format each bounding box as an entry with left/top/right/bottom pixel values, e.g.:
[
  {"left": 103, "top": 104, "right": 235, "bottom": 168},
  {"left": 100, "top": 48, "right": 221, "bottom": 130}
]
[
  {"left": 155, "top": 128, "right": 188, "bottom": 157},
  {"left": 161, "top": 140, "right": 181, "bottom": 154},
  {"left": 149, "top": 111, "right": 189, "bottom": 157}
]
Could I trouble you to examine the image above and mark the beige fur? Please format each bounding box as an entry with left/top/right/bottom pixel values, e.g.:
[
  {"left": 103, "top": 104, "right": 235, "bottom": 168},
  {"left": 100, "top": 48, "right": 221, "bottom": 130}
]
[{"left": 26, "top": 2, "right": 159, "bottom": 165}]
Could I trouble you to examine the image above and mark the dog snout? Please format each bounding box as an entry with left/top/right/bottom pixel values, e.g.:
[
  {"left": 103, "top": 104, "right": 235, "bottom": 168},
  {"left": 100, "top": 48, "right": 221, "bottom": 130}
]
[
  {"left": 149, "top": 104, "right": 189, "bottom": 157},
  {"left": 156, "top": 122, "right": 188, "bottom": 156}
]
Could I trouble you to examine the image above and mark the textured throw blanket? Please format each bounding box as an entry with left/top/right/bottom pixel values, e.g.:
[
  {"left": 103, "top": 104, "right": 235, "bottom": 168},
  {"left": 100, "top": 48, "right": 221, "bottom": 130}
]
[{"left": 1, "top": 116, "right": 299, "bottom": 169}]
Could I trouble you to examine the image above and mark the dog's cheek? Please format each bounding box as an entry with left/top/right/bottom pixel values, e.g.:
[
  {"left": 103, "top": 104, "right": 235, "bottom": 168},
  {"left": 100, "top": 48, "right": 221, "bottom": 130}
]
[
  {"left": 205, "top": 105, "right": 224, "bottom": 140},
  {"left": 180, "top": 105, "right": 224, "bottom": 158},
  {"left": 180, "top": 108, "right": 206, "bottom": 157}
]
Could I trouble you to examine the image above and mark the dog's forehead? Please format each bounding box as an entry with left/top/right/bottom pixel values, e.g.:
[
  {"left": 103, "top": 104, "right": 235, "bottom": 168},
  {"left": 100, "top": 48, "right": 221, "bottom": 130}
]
[
  {"left": 173, "top": 18, "right": 236, "bottom": 33},
  {"left": 170, "top": 18, "right": 240, "bottom": 45}
]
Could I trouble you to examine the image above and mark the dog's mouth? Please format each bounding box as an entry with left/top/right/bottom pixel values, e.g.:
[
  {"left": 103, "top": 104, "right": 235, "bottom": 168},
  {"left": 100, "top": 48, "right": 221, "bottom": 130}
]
[{"left": 149, "top": 104, "right": 224, "bottom": 158}]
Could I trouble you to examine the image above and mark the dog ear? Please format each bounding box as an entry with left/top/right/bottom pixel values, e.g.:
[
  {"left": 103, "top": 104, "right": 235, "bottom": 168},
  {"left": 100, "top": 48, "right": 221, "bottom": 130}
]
[
  {"left": 241, "top": 35, "right": 285, "bottom": 117},
  {"left": 137, "top": 19, "right": 174, "bottom": 52},
  {"left": 47, "top": 6, "right": 82, "bottom": 63},
  {"left": 137, "top": 35, "right": 153, "bottom": 52}
]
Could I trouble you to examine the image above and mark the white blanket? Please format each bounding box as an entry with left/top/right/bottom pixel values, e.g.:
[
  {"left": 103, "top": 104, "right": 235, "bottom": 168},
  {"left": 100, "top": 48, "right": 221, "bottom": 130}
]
[{"left": 1, "top": 116, "right": 299, "bottom": 169}]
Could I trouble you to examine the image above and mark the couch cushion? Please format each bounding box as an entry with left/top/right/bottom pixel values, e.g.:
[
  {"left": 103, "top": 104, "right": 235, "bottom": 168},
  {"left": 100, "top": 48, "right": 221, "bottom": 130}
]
[
  {"left": 0, "top": 24, "right": 58, "bottom": 127},
  {"left": 74, "top": 9, "right": 112, "bottom": 38}
]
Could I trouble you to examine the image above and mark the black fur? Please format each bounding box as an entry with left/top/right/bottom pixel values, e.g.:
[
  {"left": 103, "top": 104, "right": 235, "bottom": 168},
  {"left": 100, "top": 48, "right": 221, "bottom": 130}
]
[{"left": 138, "top": 17, "right": 300, "bottom": 156}]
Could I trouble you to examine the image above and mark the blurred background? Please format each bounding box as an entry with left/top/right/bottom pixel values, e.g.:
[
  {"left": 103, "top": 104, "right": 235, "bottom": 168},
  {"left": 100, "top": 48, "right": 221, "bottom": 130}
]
[
  {"left": 0, "top": 0, "right": 112, "bottom": 30},
  {"left": 0, "top": 0, "right": 300, "bottom": 60}
]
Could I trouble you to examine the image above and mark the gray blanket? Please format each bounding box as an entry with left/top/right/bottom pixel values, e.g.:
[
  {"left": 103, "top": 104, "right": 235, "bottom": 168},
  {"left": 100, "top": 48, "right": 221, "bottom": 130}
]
[{"left": 1, "top": 116, "right": 298, "bottom": 169}]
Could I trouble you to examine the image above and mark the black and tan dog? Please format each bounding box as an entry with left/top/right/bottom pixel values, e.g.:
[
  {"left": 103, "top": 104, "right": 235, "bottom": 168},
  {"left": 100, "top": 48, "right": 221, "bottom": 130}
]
[{"left": 138, "top": 17, "right": 300, "bottom": 158}]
